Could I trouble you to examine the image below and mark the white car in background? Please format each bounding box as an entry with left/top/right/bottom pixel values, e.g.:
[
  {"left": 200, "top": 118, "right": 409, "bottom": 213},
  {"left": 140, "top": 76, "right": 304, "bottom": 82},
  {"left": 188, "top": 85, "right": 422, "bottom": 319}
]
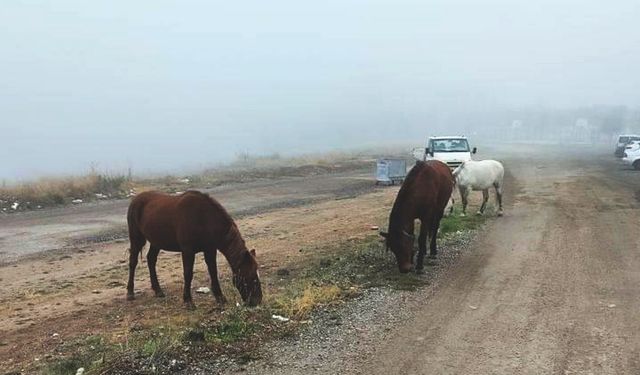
[
  {"left": 622, "top": 144, "right": 640, "bottom": 170},
  {"left": 615, "top": 134, "right": 640, "bottom": 157},
  {"left": 625, "top": 140, "right": 640, "bottom": 153}
]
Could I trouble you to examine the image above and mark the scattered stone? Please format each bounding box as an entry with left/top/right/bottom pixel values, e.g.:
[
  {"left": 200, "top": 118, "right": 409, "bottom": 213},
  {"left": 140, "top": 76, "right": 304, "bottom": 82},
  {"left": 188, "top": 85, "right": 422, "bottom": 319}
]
[
  {"left": 195, "top": 287, "right": 210, "bottom": 294},
  {"left": 469, "top": 305, "right": 478, "bottom": 310},
  {"left": 76, "top": 368, "right": 85, "bottom": 375},
  {"left": 91, "top": 290, "right": 101, "bottom": 294},
  {"left": 370, "top": 225, "right": 379, "bottom": 230},
  {"left": 272, "top": 314, "right": 290, "bottom": 322},
  {"left": 11, "top": 202, "right": 19, "bottom": 210},
  {"left": 71, "top": 199, "right": 83, "bottom": 204},
  {"left": 608, "top": 304, "right": 616, "bottom": 308},
  {"left": 95, "top": 193, "right": 108, "bottom": 199}
]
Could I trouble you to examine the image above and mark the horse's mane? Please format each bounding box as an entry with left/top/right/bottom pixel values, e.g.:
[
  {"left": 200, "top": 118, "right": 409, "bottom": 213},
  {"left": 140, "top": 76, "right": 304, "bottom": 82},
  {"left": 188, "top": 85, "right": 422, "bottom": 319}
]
[
  {"left": 183, "top": 190, "right": 235, "bottom": 228},
  {"left": 388, "top": 161, "right": 425, "bottom": 234},
  {"left": 183, "top": 191, "right": 247, "bottom": 264}
]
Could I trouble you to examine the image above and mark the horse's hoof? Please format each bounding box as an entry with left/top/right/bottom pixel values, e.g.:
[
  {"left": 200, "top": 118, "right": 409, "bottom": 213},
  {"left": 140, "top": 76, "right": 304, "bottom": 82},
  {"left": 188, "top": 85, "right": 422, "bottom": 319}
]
[
  {"left": 476, "top": 211, "right": 483, "bottom": 216},
  {"left": 214, "top": 296, "right": 227, "bottom": 305},
  {"left": 154, "top": 290, "right": 166, "bottom": 298},
  {"left": 497, "top": 211, "right": 504, "bottom": 217},
  {"left": 126, "top": 293, "right": 135, "bottom": 301},
  {"left": 415, "top": 268, "right": 425, "bottom": 275},
  {"left": 460, "top": 213, "right": 466, "bottom": 217}
]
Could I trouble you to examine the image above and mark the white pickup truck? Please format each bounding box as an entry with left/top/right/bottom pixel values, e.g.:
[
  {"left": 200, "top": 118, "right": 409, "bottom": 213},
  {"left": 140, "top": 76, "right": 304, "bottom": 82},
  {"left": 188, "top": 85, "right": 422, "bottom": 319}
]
[{"left": 413, "top": 136, "right": 477, "bottom": 169}]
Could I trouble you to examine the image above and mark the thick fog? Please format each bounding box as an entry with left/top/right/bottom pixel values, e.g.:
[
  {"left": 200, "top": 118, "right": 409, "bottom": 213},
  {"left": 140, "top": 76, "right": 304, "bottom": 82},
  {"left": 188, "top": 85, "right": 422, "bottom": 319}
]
[{"left": 2, "top": 0, "right": 639, "bottom": 180}]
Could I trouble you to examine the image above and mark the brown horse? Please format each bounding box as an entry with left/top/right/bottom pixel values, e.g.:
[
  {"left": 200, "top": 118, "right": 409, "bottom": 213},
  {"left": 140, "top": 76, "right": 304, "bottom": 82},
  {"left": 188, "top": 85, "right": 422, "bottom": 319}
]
[
  {"left": 126, "top": 190, "right": 262, "bottom": 308},
  {"left": 380, "top": 160, "right": 454, "bottom": 273}
]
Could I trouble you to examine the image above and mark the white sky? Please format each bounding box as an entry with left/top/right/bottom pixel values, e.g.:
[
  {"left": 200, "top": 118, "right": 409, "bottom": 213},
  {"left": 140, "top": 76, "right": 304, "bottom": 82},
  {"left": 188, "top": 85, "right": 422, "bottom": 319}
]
[{"left": 2, "top": 0, "right": 639, "bottom": 178}]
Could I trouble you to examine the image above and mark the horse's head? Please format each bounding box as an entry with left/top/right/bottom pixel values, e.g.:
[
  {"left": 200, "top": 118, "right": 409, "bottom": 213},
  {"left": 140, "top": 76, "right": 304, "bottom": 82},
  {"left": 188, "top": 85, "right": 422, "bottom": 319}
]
[
  {"left": 380, "top": 230, "right": 415, "bottom": 273},
  {"left": 232, "top": 249, "right": 262, "bottom": 306}
]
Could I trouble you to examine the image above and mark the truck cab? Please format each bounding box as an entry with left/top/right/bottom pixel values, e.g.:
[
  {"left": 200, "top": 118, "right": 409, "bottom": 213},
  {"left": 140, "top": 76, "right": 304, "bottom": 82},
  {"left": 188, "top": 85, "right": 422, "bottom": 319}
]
[{"left": 415, "top": 136, "right": 476, "bottom": 169}]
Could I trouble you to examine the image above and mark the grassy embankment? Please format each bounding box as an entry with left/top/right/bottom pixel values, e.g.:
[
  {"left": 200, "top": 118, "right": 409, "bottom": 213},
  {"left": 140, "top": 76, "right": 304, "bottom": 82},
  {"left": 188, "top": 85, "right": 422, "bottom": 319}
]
[
  {"left": 41, "top": 206, "right": 488, "bottom": 375},
  {"left": 0, "top": 149, "right": 404, "bottom": 212}
]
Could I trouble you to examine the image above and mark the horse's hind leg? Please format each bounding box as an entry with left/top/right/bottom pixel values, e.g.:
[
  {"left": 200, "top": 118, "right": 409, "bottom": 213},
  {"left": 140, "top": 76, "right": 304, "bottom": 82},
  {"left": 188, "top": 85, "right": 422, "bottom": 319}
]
[
  {"left": 495, "top": 183, "right": 504, "bottom": 216},
  {"left": 147, "top": 245, "right": 164, "bottom": 297},
  {"left": 126, "top": 237, "right": 146, "bottom": 301},
  {"left": 204, "top": 249, "right": 227, "bottom": 305},
  {"left": 478, "top": 189, "right": 489, "bottom": 215},
  {"left": 415, "top": 223, "right": 428, "bottom": 273},
  {"left": 459, "top": 186, "right": 469, "bottom": 216}
]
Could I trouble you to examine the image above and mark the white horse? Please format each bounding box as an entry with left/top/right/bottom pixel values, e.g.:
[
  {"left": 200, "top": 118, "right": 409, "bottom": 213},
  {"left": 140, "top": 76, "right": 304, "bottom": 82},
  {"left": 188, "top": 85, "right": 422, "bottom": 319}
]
[{"left": 452, "top": 160, "right": 504, "bottom": 216}]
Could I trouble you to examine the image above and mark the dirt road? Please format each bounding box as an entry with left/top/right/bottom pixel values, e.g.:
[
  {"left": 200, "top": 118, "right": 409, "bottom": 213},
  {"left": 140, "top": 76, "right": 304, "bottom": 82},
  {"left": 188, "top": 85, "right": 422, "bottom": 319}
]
[
  {"left": 0, "top": 169, "right": 373, "bottom": 264},
  {"left": 236, "top": 146, "right": 640, "bottom": 375},
  {"left": 361, "top": 150, "right": 640, "bottom": 374}
]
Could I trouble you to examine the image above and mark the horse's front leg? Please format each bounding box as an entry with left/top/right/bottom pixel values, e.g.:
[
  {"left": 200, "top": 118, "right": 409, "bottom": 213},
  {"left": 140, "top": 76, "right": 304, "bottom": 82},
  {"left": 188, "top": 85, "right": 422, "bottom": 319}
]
[
  {"left": 181, "top": 249, "right": 196, "bottom": 309},
  {"left": 203, "top": 249, "right": 227, "bottom": 305},
  {"left": 415, "top": 223, "right": 428, "bottom": 274},
  {"left": 429, "top": 214, "right": 443, "bottom": 259},
  {"left": 478, "top": 189, "right": 489, "bottom": 215}
]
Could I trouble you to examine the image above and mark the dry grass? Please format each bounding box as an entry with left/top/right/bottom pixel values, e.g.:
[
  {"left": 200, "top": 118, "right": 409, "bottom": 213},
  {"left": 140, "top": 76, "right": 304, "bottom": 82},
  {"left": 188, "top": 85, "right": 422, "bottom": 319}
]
[
  {"left": 1, "top": 145, "right": 414, "bottom": 212},
  {"left": 274, "top": 284, "right": 342, "bottom": 320},
  {"left": 0, "top": 173, "right": 130, "bottom": 211}
]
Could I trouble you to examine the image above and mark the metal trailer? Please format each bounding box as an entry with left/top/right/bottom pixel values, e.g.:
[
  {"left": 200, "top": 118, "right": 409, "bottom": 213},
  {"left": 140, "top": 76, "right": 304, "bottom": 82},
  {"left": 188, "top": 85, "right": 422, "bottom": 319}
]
[{"left": 375, "top": 158, "right": 407, "bottom": 185}]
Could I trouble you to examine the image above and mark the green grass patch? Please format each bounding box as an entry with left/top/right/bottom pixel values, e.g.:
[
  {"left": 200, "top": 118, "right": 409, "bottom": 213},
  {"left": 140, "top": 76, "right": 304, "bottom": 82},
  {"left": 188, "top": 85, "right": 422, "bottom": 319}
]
[
  {"left": 439, "top": 207, "right": 487, "bottom": 235},
  {"left": 43, "top": 335, "right": 114, "bottom": 375},
  {"left": 204, "top": 307, "right": 261, "bottom": 344}
]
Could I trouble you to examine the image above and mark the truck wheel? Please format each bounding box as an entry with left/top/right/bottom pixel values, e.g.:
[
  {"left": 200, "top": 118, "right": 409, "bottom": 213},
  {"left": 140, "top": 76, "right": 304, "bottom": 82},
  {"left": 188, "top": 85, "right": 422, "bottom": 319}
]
[{"left": 633, "top": 160, "right": 640, "bottom": 170}]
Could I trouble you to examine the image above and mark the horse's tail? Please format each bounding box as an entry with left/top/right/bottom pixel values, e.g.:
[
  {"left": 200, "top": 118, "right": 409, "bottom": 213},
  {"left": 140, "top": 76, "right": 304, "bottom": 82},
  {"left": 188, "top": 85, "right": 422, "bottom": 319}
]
[
  {"left": 452, "top": 161, "right": 465, "bottom": 178},
  {"left": 126, "top": 196, "right": 147, "bottom": 260},
  {"left": 125, "top": 247, "right": 144, "bottom": 262}
]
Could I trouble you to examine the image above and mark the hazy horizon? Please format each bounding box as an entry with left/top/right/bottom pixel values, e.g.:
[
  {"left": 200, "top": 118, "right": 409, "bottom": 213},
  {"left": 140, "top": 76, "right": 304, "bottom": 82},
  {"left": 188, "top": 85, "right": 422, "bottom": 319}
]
[{"left": 2, "top": 0, "right": 639, "bottom": 180}]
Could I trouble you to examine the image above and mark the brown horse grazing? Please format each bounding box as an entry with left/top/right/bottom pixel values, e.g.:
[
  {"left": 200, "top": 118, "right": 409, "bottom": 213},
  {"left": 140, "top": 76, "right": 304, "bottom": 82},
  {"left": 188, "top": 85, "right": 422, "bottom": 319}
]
[
  {"left": 380, "top": 160, "right": 454, "bottom": 273},
  {"left": 126, "top": 190, "right": 262, "bottom": 308}
]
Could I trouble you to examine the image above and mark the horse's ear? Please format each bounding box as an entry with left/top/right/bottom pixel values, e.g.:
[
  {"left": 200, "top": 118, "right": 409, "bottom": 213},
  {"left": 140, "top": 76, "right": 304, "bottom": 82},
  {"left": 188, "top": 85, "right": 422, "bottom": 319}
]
[{"left": 379, "top": 231, "right": 389, "bottom": 239}]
